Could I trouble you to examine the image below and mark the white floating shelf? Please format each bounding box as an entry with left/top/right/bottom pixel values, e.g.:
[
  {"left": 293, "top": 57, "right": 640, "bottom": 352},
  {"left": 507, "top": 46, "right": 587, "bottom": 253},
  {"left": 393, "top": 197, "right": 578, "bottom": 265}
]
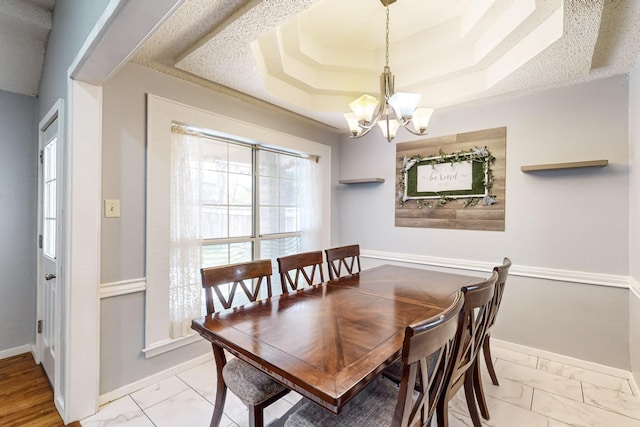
[
  {"left": 338, "top": 178, "right": 385, "bottom": 184},
  {"left": 521, "top": 160, "right": 608, "bottom": 172}
]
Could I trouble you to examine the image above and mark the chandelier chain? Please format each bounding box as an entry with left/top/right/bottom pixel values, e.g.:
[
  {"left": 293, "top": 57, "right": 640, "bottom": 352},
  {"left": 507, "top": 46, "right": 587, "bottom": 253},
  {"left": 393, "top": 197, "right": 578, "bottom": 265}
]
[{"left": 385, "top": 6, "right": 390, "bottom": 67}]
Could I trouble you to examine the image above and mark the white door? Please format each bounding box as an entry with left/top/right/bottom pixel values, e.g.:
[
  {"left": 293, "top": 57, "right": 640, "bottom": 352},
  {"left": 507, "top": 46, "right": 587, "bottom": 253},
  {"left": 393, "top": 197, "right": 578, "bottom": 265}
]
[{"left": 37, "top": 113, "right": 60, "bottom": 387}]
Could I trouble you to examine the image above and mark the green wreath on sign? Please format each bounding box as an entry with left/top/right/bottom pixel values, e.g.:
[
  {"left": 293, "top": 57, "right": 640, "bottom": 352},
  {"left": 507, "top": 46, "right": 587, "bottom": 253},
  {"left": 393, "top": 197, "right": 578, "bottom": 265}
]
[{"left": 398, "top": 146, "right": 496, "bottom": 208}]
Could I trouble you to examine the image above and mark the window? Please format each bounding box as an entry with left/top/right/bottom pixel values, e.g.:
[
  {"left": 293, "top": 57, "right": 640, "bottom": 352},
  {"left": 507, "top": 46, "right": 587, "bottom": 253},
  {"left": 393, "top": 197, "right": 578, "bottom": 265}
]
[
  {"left": 145, "top": 95, "right": 331, "bottom": 356},
  {"left": 43, "top": 138, "right": 57, "bottom": 259},
  {"left": 198, "top": 140, "right": 306, "bottom": 267},
  {"left": 169, "top": 126, "right": 317, "bottom": 337}
]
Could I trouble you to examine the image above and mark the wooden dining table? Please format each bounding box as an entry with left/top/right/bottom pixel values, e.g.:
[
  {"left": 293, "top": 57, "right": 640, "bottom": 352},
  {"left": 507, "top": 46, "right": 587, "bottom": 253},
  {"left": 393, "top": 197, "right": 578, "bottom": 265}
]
[{"left": 191, "top": 264, "right": 483, "bottom": 424}]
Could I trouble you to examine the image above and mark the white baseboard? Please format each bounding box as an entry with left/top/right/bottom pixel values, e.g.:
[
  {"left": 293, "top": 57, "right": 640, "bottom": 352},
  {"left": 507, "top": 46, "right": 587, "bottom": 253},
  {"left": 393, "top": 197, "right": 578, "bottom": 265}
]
[
  {"left": 0, "top": 344, "right": 34, "bottom": 360},
  {"left": 492, "top": 339, "right": 632, "bottom": 380},
  {"left": 97, "top": 352, "right": 212, "bottom": 406},
  {"left": 630, "top": 373, "right": 640, "bottom": 398}
]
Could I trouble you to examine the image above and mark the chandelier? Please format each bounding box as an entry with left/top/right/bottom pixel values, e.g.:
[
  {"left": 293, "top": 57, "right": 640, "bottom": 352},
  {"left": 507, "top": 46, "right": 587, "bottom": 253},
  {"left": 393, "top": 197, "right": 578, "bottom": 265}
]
[{"left": 344, "top": 0, "right": 434, "bottom": 142}]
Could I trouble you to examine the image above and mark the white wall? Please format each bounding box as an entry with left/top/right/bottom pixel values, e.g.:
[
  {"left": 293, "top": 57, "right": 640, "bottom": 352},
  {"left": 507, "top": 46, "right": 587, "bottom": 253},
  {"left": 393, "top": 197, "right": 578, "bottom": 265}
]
[
  {"left": 338, "top": 76, "right": 631, "bottom": 368},
  {"left": 628, "top": 58, "right": 640, "bottom": 385},
  {"left": 0, "top": 90, "right": 37, "bottom": 354},
  {"left": 99, "top": 63, "right": 340, "bottom": 394}
]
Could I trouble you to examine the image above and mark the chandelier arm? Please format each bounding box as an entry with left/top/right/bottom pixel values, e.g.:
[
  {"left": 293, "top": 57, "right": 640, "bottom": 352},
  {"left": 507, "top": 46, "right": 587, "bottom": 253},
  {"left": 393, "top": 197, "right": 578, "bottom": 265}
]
[
  {"left": 348, "top": 125, "right": 376, "bottom": 139},
  {"left": 348, "top": 104, "right": 386, "bottom": 138},
  {"left": 402, "top": 125, "right": 428, "bottom": 136},
  {"left": 385, "top": 120, "right": 393, "bottom": 143},
  {"left": 396, "top": 116, "right": 411, "bottom": 126}
]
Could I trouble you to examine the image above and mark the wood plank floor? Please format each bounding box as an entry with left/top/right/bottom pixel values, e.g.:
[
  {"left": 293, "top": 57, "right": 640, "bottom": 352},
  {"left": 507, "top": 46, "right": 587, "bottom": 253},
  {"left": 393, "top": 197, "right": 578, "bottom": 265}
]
[{"left": 0, "top": 353, "right": 81, "bottom": 426}]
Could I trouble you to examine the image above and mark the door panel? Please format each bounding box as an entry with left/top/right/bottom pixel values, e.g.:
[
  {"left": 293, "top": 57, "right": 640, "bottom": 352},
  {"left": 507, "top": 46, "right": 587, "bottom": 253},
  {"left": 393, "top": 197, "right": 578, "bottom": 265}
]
[{"left": 39, "top": 117, "right": 58, "bottom": 386}]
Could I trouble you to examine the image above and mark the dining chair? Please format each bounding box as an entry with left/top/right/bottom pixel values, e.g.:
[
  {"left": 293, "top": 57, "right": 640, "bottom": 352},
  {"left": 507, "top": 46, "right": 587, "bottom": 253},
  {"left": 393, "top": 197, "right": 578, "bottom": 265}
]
[
  {"left": 436, "top": 270, "right": 498, "bottom": 427},
  {"left": 200, "top": 260, "right": 290, "bottom": 427},
  {"left": 478, "top": 257, "right": 512, "bottom": 386},
  {"left": 284, "top": 290, "right": 465, "bottom": 427},
  {"left": 471, "top": 257, "right": 512, "bottom": 420},
  {"left": 277, "top": 250, "right": 325, "bottom": 293},
  {"left": 324, "top": 244, "right": 361, "bottom": 280}
]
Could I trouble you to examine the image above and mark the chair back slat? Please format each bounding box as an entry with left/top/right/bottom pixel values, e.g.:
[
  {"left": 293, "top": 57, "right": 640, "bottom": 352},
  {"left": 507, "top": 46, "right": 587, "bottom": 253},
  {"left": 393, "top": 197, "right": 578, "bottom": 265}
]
[
  {"left": 200, "top": 259, "right": 273, "bottom": 314},
  {"left": 392, "top": 291, "right": 464, "bottom": 427},
  {"left": 277, "top": 251, "right": 325, "bottom": 292},
  {"left": 448, "top": 271, "right": 498, "bottom": 387},
  {"left": 486, "top": 257, "right": 512, "bottom": 330},
  {"left": 325, "top": 244, "right": 361, "bottom": 280}
]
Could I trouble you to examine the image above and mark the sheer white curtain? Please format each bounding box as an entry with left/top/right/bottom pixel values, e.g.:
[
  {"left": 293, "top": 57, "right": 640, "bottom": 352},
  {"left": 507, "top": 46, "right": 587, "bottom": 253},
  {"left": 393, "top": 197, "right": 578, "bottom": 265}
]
[
  {"left": 169, "top": 127, "right": 203, "bottom": 338},
  {"left": 299, "top": 156, "right": 321, "bottom": 252}
]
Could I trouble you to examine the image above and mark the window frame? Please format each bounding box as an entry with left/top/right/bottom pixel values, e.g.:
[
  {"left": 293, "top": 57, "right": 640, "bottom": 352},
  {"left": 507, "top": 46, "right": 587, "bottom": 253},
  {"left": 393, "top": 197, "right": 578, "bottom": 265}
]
[
  {"left": 192, "top": 132, "right": 308, "bottom": 268},
  {"left": 42, "top": 137, "right": 58, "bottom": 260},
  {"left": 144, "top": 94, "right": 331, "bottom": 358}
]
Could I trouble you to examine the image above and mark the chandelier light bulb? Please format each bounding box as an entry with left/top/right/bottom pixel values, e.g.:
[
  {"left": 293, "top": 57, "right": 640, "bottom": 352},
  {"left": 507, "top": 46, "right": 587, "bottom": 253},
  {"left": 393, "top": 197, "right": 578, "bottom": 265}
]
[
  {"left": 377, "top": 118, "right": 400, "bottom": 139},
  {"left": 388, "top": 92, "right": 421, "bottom": 121},
  {"left": 349, "top": 94, "right": 379, "bottom": 123},
  {"left": 411, "top": 108, "right": 434, "bottom": 133},
  {"left": 344, "top": 112, "right": 363, "bottom": 136}
]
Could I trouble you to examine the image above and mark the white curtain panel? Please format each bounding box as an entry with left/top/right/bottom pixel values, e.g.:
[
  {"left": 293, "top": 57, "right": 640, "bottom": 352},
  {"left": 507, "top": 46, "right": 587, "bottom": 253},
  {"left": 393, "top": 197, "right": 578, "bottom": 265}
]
[
  {"left": 169, "top": 129, "right": 203, "bottom": 339},
  {"left": 168, "top": 128, "right": 322, "bottom": 338},
  {"left": 299, "top": 157, "right": 321, "bottom": 253}
]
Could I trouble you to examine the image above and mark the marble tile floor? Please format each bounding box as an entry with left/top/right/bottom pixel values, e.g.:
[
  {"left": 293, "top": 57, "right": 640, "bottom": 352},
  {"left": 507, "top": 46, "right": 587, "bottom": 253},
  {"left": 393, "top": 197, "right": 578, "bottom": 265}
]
[{"left": 81, "top": 344, "right": 640, "bottom": 427}]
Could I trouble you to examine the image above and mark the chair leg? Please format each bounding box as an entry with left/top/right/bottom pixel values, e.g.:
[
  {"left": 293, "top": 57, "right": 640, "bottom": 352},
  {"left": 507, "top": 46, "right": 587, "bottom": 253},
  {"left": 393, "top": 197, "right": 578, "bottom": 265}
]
[
  {"left": 248, "top": 404, "right": 264, "bottom": 427},
  {"left": 473, "top": 358, "right": 490, "bottom": 420},
  {"left": 436, "top": 389, "right": 449, "bottom": 427},
  {"left": 463, "top": 371, "right": 482, "bottom": 427},
  {"left": 483, "top": 336, "right": 499, "bottom": 386},
  {"left": 210, "top": 344, "right": 228, "bottom": 427}
]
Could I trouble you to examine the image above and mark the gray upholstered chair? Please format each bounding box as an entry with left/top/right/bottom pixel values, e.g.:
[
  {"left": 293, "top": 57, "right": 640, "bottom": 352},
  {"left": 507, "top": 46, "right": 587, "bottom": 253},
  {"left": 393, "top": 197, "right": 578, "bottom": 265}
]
[
  {"left": 200, "top": 260, "right": 290, "bottom": 427},
  {"left": 277, "top": 250, "right": 325, "bottom": 293},
  {"left": 284, "top": 290, "right": 465, "bottom": 427},
  {"left": 324, "top": 244, "right": 361, "bottom": 280}
]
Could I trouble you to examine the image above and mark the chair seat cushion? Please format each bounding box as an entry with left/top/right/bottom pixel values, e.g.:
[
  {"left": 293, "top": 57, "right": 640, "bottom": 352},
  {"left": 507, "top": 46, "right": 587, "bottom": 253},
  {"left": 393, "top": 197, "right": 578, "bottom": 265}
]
[
  {"left": 284, "top": 376, "right": 398, "bottom": 427},
  {"left": 222, "top": 358, "right": 287, "bottom": 404}
]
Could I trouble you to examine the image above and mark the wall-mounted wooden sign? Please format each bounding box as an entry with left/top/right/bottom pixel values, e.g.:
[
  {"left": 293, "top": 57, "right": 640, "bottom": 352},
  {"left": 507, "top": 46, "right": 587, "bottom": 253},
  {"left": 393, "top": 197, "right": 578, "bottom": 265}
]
[{"left": 395, "top": 127, "right": 506, "bottom": 231}]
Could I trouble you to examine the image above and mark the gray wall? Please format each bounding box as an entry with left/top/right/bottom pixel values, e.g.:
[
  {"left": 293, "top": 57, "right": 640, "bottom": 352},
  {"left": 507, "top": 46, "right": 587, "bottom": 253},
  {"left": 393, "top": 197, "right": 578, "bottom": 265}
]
[
  {"left": 0, "top": 90, "right": 37, "bottom": 352},
  {"left": 38, "top": 0, "right": 110, "bottom": 118},
  {"left": 496, "top": 277, "right": 628, "bottom": 368},
  {"left": 99, "top": 63, "right": 340, "bottom": 393},
  {"left": 629, "top": 57, "right": 640, "bottom": 385},
  {"left": 339, "top": 76, "right": 631, "bottom": 369}
]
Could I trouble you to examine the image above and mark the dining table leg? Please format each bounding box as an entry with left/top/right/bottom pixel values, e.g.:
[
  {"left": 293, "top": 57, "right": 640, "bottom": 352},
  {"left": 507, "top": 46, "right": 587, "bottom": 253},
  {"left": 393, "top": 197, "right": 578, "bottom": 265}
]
[{"left": 210, "top": 343, "right": 228, "bottom": 427}]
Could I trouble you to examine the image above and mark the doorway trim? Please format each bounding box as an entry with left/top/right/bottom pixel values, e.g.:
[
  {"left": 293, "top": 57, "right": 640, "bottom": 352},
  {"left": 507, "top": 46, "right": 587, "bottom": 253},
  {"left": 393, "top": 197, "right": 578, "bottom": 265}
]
[
  {"left": 55, "top": 0, "right": 184, "bottom": 423},
  {"left": 36, "top": 98, "right": 64, "bottom": 411},
  {"left": 59, "top": 80, "right": 102, "bottom": 423}
]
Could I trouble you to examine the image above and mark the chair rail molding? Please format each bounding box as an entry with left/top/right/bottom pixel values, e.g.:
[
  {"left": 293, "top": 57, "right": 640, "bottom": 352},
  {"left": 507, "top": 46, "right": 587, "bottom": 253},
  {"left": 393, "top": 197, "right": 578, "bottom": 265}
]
[
  {"left": 361, "top": 250, "right": 630, "bottom": 289},
  {"left": 99, "top": 278, "right": 146, "bottom": 298},
  {"left": 630, "top": 276, "right": 640, "bottom": 300}
]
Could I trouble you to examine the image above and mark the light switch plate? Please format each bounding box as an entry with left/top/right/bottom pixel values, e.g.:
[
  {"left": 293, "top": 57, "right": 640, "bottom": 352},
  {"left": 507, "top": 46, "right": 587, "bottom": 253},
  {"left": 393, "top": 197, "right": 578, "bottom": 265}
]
[{"left": 104, "top": 199, "right": 121, "bottom": 218}]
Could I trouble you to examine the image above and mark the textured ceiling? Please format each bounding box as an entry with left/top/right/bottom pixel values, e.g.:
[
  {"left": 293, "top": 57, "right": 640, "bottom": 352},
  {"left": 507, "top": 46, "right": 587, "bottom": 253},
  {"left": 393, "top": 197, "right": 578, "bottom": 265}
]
[
  {"left": 0, "top": 0, "right": 54, "bottom": 96},
  {"left": 133, "top": 0, "right": 640, "bottom": 132}
]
